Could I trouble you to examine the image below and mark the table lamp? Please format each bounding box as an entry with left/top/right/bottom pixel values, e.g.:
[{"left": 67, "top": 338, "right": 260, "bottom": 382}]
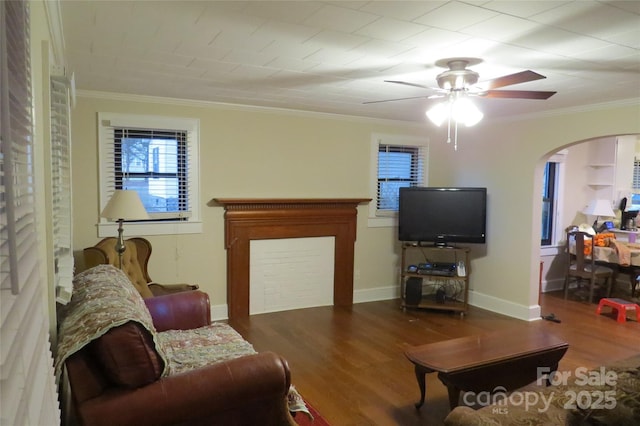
[
  {"left": 582, "top": 199, "right": 615, "bottom": 231},
  {"left": 100, "top": 190, "right": 149, "bottom": 268}
]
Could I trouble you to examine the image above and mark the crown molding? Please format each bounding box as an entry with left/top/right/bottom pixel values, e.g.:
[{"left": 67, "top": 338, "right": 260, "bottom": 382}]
[
  {"left": 43, "top": 0, "right": 65, "bottom": 69},
  {"left": 492, "top": 97, "right": 640, "bottom": 124},
  {"left": 76, "top": 89, "right": 426, "bottom": 128},
  {"left": 76, "top": 89, "right": 638, "bottom": 129}
]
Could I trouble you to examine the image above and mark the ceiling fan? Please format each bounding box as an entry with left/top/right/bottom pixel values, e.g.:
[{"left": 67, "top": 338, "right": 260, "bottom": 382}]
[
  {"left": 365, "top": 57, "right": 557, "bottom": 150},
  {"left": 366, "top": 57, "right": 557, "bottom": 105}
]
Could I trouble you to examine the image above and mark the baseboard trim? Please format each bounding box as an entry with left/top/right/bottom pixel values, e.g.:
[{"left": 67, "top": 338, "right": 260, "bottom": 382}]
[
  {"left": 353, "top": 285, "right": 400, "bottom": 303},
  {"left": 211, "top": 286, "right": 544, "bottom": 322},
  {"left": 210, "top": 286, "right": 400, "bottom": 321},
  {"left": 468, "top": 290, "right": 541, "bottom": 321}
]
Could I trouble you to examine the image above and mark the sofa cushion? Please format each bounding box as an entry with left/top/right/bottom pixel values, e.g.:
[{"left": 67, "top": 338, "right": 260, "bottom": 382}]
[
  {"left": 157, "top": 322, "right": 257, "bottom": 376},
  {"left": 55, "top": 265, "right": 168, "bottom": 384},
  {"left": 91, "top": 322, "right": 164, "bottom": 388}
]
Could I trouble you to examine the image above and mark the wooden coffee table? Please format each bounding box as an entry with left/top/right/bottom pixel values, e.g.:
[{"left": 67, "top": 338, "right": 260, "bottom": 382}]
[{"left": 404, "top": 327, "right": 569, "bottom": 409}]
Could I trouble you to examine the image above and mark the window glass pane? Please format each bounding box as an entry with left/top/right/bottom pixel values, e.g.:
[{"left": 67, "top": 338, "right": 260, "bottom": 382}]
[
  {"left": 122, "top": 177, "right": 179, "bottom": 213},
  {"left": 378, "top": 151, "right": 413, "bottom": 179},
  {"left": 121, "top": 138, "right": 178, "bottom": 174},
  {"left": 378, "top": 181, "right": 411, "bottom": 210},
  {"left": 541, "top": 162, "right": 556, "bottom": 245},
  {"left": 377, "top": 144, "right": 422, "bottom": 213}
]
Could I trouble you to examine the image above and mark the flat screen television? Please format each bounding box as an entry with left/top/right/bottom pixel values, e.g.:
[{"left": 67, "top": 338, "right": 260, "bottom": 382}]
[{"left": 398, "top": 187, "right": 487, "bottom": 246}]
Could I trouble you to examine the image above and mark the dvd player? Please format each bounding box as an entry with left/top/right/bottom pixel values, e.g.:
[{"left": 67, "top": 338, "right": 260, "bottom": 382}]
[{"left": 416, "top": 262, "right": 457, "bottom": 277}]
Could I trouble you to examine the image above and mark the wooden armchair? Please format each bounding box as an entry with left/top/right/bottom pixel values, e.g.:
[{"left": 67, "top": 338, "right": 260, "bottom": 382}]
[{"left": 83, "top": 237, "right": 198, "bottom": 298}]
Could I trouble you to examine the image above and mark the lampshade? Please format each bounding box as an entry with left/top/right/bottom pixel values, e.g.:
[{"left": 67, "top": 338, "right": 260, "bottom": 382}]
[
  {"left": 101, "top": 190, "right": 149, "bottom": 221},
  {"left": 582, "top": 199, "right": 615, "bottom": 218}
]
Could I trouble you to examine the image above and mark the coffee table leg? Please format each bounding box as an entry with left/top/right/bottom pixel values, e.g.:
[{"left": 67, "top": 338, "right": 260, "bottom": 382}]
[
  {"left": 413, "top": 365, "right": 432, "bottom": 409},
  {"left": 446, "top": 384, "right": 461, "bottom": 409}
]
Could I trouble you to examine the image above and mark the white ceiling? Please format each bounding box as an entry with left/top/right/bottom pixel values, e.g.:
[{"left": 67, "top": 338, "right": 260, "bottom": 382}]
[{"left": 60, "top": 1, "right": 640, "bottom": 123}]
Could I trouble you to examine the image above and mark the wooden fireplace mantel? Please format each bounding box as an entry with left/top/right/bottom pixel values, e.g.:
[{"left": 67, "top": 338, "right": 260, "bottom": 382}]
[{"left": 214, "top": 198, "right": 370, "bottom": 319}]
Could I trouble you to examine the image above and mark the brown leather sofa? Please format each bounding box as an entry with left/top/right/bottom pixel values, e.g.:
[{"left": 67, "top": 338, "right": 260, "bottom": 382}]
[{"left": 60, "top": 266, "right": 298, "bottom": 426}]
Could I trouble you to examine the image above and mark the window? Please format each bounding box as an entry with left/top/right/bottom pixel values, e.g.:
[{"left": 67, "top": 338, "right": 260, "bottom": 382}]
[
  {"left": 540, "top": 149, "right": 566, "bottom": 249},
  {"left": 98, "top": 113, "right": 201, "bottom": 235},
  {"left": 631, "top": 159, "right": 640, "bottom": 210},
  {"left": 50, "top": 76, "right": 74, "bottom": 302},
  {"left": 369, "top": 134, "right": 428, "bottom": 226},
  {"left": 541, "top": 162, "right": 557, "bottom": 246}
]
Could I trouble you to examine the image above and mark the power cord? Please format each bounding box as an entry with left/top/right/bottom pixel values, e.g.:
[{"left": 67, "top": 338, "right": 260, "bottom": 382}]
[{"left": 541, "top": 313, "right": 561, "bottom": 323}]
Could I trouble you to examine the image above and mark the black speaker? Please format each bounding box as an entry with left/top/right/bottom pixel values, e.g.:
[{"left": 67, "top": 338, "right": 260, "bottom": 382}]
[{"left": 405, "top": 277, "right": 422, "bottom": 305}]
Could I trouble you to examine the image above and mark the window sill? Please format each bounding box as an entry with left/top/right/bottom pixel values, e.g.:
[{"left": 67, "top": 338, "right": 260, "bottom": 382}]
[
  {"left": 98, "top": 220, "right": 203, "bottom": 237},
  {"left": 540, "top": 245, "right": 563, "bottom": 256}
]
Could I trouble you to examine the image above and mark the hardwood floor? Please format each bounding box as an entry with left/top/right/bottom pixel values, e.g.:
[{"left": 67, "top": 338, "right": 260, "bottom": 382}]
[{"left": 228, "top": 292, "right": 640, "bottom": 426}]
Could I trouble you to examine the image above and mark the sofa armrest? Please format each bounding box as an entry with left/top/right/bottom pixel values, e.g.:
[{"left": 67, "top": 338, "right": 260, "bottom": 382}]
[
  {"left": 144, "top": 290, "right": 211, "bottom": 331},
  {"left": 148, "top": 282, "right": 199, "bottom": 296},
  {"left": 75, "top": 352, "right": 296, "bottom": 426}
]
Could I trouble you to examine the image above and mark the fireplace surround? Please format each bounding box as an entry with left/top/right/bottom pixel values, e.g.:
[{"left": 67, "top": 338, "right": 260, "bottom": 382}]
[{"left": 214, "top": 198, "right": 370, "bottom": 319}]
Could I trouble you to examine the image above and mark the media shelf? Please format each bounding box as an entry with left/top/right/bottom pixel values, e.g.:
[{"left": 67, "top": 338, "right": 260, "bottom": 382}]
[{"left": 400, "top": 243, "right": 470, "bottom": 316}]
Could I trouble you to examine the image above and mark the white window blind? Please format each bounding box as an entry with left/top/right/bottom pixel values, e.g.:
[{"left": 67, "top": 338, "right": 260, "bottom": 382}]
[
  {"left": 633, "top": 160, "right": 640, "bottom": 190},
  {"left": 0, "top": 1, "right": 61, "bottom": 424},
  {"left": 98, "top": 113, "right": 201, "bottom": 235},
  {"left": 377, "top": 144, "right": 426, "bottom": 214},
  {"left": 50, "top": 76, "right": 73, "bottom": 303}
]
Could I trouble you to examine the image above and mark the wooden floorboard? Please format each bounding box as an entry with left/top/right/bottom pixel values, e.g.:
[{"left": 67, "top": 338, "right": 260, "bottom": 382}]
[{"left": 228, "top": 291, "right": 640, "bottom": 426}]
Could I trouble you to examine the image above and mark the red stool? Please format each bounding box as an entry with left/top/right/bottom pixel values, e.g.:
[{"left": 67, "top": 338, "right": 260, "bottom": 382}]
[{"left": 596, "top": 298, "right": 640, "bottom": 323}]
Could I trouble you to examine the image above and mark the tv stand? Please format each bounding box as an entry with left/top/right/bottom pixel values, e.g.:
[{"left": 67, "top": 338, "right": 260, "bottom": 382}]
[{"left": 400, "top": 243, "right": 470, "bottom": 316}]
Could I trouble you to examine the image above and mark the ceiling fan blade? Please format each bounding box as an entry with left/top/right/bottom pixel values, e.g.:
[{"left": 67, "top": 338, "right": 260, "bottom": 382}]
[
  {"left": 480, "top": 70, "right": 546, "bottom": 90},
  {"left": 384, "top": 80, "right": 432, "bottom": 90},
  {"left": 480, "top": 89, "right": 556, "bottom": 100},
  {"left": 363, "top": 95, "right": 430, "bottom": 104}
]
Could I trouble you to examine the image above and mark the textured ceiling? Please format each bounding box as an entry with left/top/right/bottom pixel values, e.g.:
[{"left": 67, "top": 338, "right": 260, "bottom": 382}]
[{"left": 61, "top": 1, "right": 640, "bottom": 123}]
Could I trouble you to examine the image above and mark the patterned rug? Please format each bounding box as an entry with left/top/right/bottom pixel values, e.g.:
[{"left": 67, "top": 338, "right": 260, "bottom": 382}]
[{"left": 292, "top": 398, "right": 331, "bottom": 426}]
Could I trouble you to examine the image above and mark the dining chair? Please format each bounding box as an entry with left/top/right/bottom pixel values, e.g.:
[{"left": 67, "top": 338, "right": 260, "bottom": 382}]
[{"left": 564, "top": 230, "right": 614, "bottom": 303}]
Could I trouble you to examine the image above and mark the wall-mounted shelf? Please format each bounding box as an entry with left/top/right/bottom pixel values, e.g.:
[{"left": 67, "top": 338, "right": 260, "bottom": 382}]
[{"left": 587, "top": 139, "right": 617, "bottom": 201}]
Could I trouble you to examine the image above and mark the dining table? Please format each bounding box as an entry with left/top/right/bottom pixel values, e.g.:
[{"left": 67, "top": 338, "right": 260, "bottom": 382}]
[{"left": 591, "top": 242, "right": 640, "bottom": 267}]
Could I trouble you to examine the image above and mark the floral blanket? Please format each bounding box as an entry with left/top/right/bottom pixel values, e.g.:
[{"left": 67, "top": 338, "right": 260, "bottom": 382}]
[{"left": 54, "top": 265, "right": 167, "bottom": 380}]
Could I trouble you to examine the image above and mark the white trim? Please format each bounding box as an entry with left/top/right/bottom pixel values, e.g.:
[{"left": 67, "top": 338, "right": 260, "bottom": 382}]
[
  {"left": 540, "top": 245, "right": 562, "bottom": 256},
  {"left": 79, "top": 89, "right": 427, "bottom": 128},
  {"left": 553, "top": 161, "right": 566, "bottom": 246},
  {"left": 43, "top": 0, "right": 65, "bottom": 67},
  {"left": 78, "top": 92, "right": 640, "bottom": 127},
  {"left": 467, "top": 290, "right": 541, "bottom": 321},
  {"left": 353, "top": 284, "right": 400, "bottom": 303},
  {"left": 97, "top": 112, "right": 201, "bottom": 236},
  {"left": 97, "top": 220, "right": 203, "bottom": 237}
]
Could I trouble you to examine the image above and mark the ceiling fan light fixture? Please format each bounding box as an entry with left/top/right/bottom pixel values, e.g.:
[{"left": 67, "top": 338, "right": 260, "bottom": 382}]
[
  {"left": 452, "top": 97, "right": 483, "bottom": 126},
  {"left": 426, "top": 102, "right": 449, "bottom": 126},
  {"left": 426, "top": 96, "right": 483, "bottom": 127}
]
